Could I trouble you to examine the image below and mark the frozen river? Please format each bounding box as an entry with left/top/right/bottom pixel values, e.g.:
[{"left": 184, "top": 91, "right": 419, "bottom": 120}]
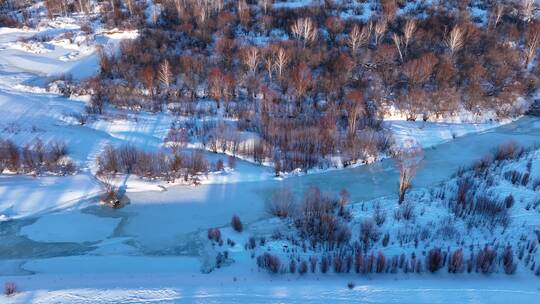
[{"left": 120, "top": 115, "right": 540, "bottom": 251}]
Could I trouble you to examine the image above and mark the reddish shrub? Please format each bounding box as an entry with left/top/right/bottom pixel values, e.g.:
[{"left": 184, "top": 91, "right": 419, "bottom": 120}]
[
  {"left": 448, "top": 248, "right": 464, "bottom": 273},
  {"left": 503, "top": 246, "right": 516, "bottom": 275},
  {"left": 476, "top": 246, "right": 496, "bottom": 274},
  {"left": 257, "top": 253, "right": 281, "bottom": 273},
  {"left": 231, "top": 215, "right": 243, "bottom": 232},
  {"left": 427, "top": 248, "right": 443, "bottom": 273},
  {"left": 207, "top": 228, "right": 222, "bottom": 243}
]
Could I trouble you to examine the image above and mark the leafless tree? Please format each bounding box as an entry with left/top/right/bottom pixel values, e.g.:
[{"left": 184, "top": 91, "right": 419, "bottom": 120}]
[
  {"left": 258, "top": 0, "right": 272, "bottom": 14},
  {"left": 263, "top": 49, "right": 274, "bottom": 80},
  {"left": 374, "top": 19, "right": 387, "bottom": 46},
  {"left": 403, "top": 19, "right": 416, "bottom": 51},
  {"left": 347, "top": 25, "right": 369, "bottom": 54},
  {"left": 446, "top": 26, "right": 464, "bottom": 56},
  {"left": 274, "top": 46, "right": 289, "bottom": 80},
  {"left": 392, "top": 33, "right": 404, "bottom": 62},
  {"left": 125, "top": 0, "right": 134, "bottom": 16},
  {"left": 266, "top": 187, "right": 295, "bottom": 218},
  {"left": 241, "top": 46, "right": 260, "bottom": 75},
  {"left": 393, "top": 141, "right": 423, "bottom": 204},
  {"left": 525, "top": 28, "right": 539, "bottom": 67},
  {"left": 522, "top": 0, "right": 536, "bottom": 23},
  {"left": 291, "top": 17, "right": 318, "bottom": 46},
  {"left": 491, "top": 4, "right": 504, "bottom": 28},
  {"left": 157, "top": 59, "right": 172, "bottom": 88},
  {"left": 345, "top": 90, "right": 366, "bottom": 139}
]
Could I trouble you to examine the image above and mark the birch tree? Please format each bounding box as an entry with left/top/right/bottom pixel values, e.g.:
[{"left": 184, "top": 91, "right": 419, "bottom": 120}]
[
  {"left": 446, "top": 26, "right": 464, "bottom": 56},
  {"left": 291, "top": 17, "right": 318, "bottom": 46},
  {"left": 157, "top": 60, "right": 172, "bottom": 88}
]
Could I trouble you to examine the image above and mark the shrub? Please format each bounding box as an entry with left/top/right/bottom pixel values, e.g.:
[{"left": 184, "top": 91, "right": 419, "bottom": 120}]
[
  {"left": 376, "top": 252, "right": 386, "bottom": 273},
  {"left": 0, "top": 138, "right": 75, "bottom": 175},
  {"left": 4, "top": 282, "right": 16, "bottom": 296},
  {"left": 298, "top": 260, "right": 308, "bottom": 275},
  {"left": 216, "top": 159, "right": 224, "bottom": 171},
  {"left": 289, "top": 259, "right": 297, "bottom": 273},
  {"left": 504, "top": 194, "right": 514, "bottom": 209},
  {"left": 373, "top": 203, "right": 386, "bottom": 226},
  {"left": 309, "top": 256, "right": 317, "bottom": 272},
  {"left": 247, "top": 237, "right": 256, "bottom": 249},
  {"left": 382, "top": 233, "right": 390, "bottom": 247},
  {"left": 494, "top": 143, "right": 521, "bottom": 161},
  {"left": 208, "top": 228, "right": 222, "bottom": 243},
  {"left": 321, "top": 256, "right": 329, "bottom": 273},
  {"left": 427, "top": 248, "right": 444, "bottom": 273},
  {"left": 521, "top": 172, "right": 530, "bottom": 186},
  {"left": 448, "top": 249, "right": 464, "bottom": 273},
  {"left": 399, "top": 202, "right": 415, "bottom": 221},
  {"left": 228, "top": 156, "right": 236, "bottom": 169},
  {"left": 231, "top": 215, "right": 243, "bottom": 232},
  {"left": 294, "top": 187, "right": 344, "bottom": 247},
  {"left": 359, "top": 219, "right": 380, "bottom": 249},
  {"left": 503, "top": 170, "right": 522, "bottom": 185},
  {"left": 476, "top": 246, "right": 496, "bottom": 274},
  {"left": 266, "top": 188, "right": 295, "bottom": 218},
  {"left": 333, "top": 255, "right": 343, "bottom": 273},
  {"left": 502, "top": 246, "right": 516, "bottom": 275},
  {"left": 354, "top": 253, "right": 362, "bottom": 273},
  {"left": 257, "top": 253, "right": 281, "bottom": 273}
]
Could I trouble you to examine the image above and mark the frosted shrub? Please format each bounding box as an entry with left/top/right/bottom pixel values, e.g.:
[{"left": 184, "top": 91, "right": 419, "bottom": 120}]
[
  {"left": 207, "top": 228, "right": 222, "bottom": 243},
  {"left": 359, "top": 219, "right": 380, "bottom": 249},
  {"left": 476, "top": 246, "right": 496, "bottom": 274},
  {"left": 448, "top": 249, "right": 464, "bottom": 273},
  {"left": 257, "top": 253, "right": 281, "bottom": 274},
  {"left": 502, "top": 246, "right": 516, "bottom": 275},
  {"left": 231, "top": 215, "right": 243, "bottom": 232},
  {"left": 289, "top": 259, "right": 296, "bottom": 274},
  {"left": 266, "top": 188, "right": 295, "bottom": 218},
  {"left": 4, "top": 282, "right": 16, "bottom": 296},
  {"left": 427, "top": 248, "right": 444, "bottom": 273}
]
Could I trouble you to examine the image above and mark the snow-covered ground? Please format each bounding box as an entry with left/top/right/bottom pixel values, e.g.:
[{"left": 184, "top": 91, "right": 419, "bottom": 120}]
[{"left": 0, "top": 10, "right": 540, "bottom": 303}]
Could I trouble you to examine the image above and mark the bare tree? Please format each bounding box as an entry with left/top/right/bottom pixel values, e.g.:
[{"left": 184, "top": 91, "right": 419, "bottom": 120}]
[
  {"left": 491, "top": 4, "right": 504, "bottom": 28},
  {"left": 392, "top": 33, "right": 404, "bottom": 62},
  {"left": 291, "top": 17, "right": 318, "bottom": 46},
  {"left": 345, "top": 90, "right": 366, "bottom": 139},
  {"left": 347, "top": 25, "right": 369, "bottom": 54},
  {"left": 522, "top": 0, "right": 536, "bottom": 23},
  {"left": 274, "top": 46, "right": 289, "bottom": 80},
  {"left": 125, "top": 0, "right": 134, "bottom": 16},
  {"left": 403, "top": 19, "right": 416, "bottom": 51},
  {"left": 393, "top": 141, "right": 423, "bottom": 204},
  {"left": 525, "top": 29, "right": 539, "bottom": 67},
  {"left": 259, "top": 0, "right": 272, "bottom": 14},
  {"left": 157, "top": 59, "right": 172, "bottom": 88},
  {"left": 263, "top": 49, "right": 274, "bottom": 80},
  {"left": 374, "top": 19, "right": 387, "bottom": 46},
  {"left": 445, "top": 26, "right": 464, "bottom": 56},
  {"left": 241, "top": 46, "right": 260, "bottom": 75}
]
